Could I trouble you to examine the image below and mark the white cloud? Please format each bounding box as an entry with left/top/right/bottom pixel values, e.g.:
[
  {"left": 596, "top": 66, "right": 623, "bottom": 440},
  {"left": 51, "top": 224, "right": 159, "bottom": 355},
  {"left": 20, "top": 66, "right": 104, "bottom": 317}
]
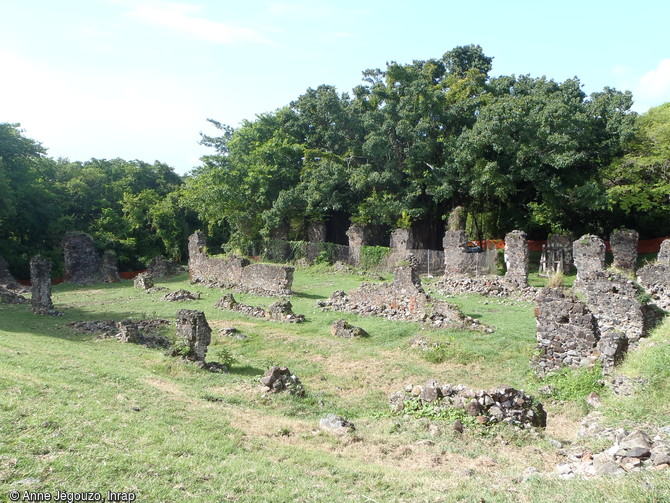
[
  {"left": 125, "top": 1, "right": 273, "bottom": 45},
  {"left": 631, "top": 59, "right": 670, "bottom": 112}
]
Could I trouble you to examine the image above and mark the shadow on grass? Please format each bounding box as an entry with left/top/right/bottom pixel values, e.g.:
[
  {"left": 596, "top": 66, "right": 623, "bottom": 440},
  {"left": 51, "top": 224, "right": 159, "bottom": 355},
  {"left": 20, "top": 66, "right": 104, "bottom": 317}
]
[
  {"left": 229, "top": 364, "right": 265, "bottom": 377},
  {"left": 292, "top": 291, "right": 324, "bottom": 300}
]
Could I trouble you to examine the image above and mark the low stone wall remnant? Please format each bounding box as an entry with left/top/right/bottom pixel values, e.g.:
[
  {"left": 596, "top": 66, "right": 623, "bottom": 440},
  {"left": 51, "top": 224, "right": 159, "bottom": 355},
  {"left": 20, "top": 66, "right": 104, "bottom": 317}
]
[
  {"left": 389, "top": 382, "right": 546, "bottom": 429},
  {"left": 573, "top": 235, "right": 606, "bottom": 283},
  {"left": 215, "top": 293, "right": 305, "bottom": 323},
  {"left": 318, "top": 266, "right": 486, "bottom": 331},
  {"left": 260, "top": 366, "right": 305, "bottom": 395},
  {"left": 188, "top": 231, "right": 294, "bottom": 296}
]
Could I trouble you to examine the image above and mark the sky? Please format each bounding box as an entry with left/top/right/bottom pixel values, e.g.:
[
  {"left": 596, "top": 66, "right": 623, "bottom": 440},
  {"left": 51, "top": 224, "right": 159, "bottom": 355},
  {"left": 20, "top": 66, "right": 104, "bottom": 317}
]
[{"left": 1, "top": 0, "right": 669, "bottom": 175}]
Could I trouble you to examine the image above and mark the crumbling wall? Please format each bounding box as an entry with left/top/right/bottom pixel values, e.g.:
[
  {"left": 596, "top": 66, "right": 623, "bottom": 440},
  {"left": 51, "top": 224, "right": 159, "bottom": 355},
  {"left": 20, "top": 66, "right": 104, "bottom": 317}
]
[
  {"left": 318, "top": 266, "right": 484, "bottom": 330},
  {"left": 658, "top": 239, "right": 670, "bottom": 264},
  {"left": 62, "top": 231, "right": 102, "bottom": 284},
  {"left": 443, "top": 230, "right": 471, "bottom": 274},
  {"left": 637, "top": 262, "right": 670, "bottom": 310},
  {"left": 187, "top": 231, "right": 294, "bottom": 296},
  {"left": 533, "top": 288, "right": 628, "bottom": 374},
  {"left": 610, "top": 228, "right": 639, "bottom": 272},
  {"left": 573, "top": 235, "right": 606, "bottom": 283},
  {"left": 101, "top": 250, "right": 121, "bottom": 283},
  {"left": 174, "top": 309, "right": 211, "bottom": 362},
  {"left": 147, "top": 255, "right": 178, "bottom": 278},
  {"left": 346, "top": 224, "right": 368, "bottom": 267},
  {"left": 0, "top": 255, "right": 25, "bottom": 292},
  {"left": 306, "top": 221, "right": 326, "bottom": 243},
  {"left": 504, "top": 230, "right": 528, "bottom": 286}
]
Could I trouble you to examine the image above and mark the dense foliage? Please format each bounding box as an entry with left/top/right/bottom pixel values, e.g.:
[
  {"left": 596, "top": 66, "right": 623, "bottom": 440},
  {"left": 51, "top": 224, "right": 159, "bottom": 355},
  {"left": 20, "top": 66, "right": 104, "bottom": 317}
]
[{"left": 2, "top": 45, "right": 670, "bottom": 276}]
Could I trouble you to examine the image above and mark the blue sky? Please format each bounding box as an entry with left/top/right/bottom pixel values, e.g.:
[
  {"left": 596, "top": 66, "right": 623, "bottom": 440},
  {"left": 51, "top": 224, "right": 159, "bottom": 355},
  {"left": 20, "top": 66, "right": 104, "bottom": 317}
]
[{"left": 1, "top": 0, "right": 669, "bottom": 174}]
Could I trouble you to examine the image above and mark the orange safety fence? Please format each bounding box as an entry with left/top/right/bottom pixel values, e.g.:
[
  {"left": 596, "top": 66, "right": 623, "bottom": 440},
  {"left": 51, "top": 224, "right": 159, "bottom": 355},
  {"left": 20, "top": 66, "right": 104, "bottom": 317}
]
[{"left": 475, "top": 237, "right": 669, "bottom": 253}]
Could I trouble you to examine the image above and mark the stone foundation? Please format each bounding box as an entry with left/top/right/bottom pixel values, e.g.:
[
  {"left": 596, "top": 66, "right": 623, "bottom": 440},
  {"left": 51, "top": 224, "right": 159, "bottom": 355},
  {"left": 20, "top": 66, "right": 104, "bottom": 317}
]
[
  {"left": 318, "top": 266, "right": 485, "bottom": 330},
  {"left": 389, "top": 382, "right": 546, "bottom": 429},
  {"left": 215, "top": 293, "right": 305, "bottom": 323}
]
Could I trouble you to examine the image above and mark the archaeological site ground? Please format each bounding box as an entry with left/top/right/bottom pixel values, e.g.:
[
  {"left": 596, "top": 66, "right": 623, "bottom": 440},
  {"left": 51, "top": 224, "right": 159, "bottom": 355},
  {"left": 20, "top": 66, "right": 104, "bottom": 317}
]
[{"left": 1, "top": 231, "right": 670, "bottom": 503}]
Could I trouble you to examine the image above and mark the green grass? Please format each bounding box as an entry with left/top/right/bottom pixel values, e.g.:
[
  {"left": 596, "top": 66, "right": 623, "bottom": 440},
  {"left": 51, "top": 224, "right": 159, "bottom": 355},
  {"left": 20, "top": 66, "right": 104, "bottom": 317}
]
[{"left": 1, "top": 266, "right": 669, "bottom": 502}]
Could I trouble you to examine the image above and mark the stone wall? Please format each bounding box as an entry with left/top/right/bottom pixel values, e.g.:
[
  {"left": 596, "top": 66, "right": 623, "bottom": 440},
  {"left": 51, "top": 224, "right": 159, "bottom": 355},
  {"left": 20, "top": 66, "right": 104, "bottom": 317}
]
[
  {"left": 504, "top": 230, "right": 528, "bottom": 286},
  {"left": 188, "top": 231, "right": 294, "bottom": 296},
  {"left": 637, "top": 258, "right": 670, "bottom": 311},
  {"left": 610, "top": 229, "right": 639, "bottom": 272},
  {"left": 546, "top": 234, "right": 574, "bottom": 274},
  {"left": 101, "top": 250, "right": 121, "bottom": 283},
  {"left": 573, "top": 235, "right": 606, "bottom": 283},
  {"left": 533, "top": 287, "right": 628, "bottom": 374},
  {"left": 443, "top": 230, "right": 470, "bottom": 274},
  {"left": 62, "top": 231, "right": 102, "bottom": 284},
  {"left": 0, "top": 255, "right": 25, "bottom": 292},
  {"left": 346, "top": 224, "right": 368, "bottom": 267}
]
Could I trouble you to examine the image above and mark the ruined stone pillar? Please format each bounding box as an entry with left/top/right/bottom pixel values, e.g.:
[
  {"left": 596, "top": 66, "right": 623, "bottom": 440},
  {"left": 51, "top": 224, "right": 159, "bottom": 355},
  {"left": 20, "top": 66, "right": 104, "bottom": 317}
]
[
  {"left": 504, "top": 230, "right": 528, "bottom": 285},
  {"left": 610, "top": 228, "right": 639, "bottom": 272},
  {"left": 0, "top": 255, "right": 22, "bottom": 291},
  {"left": 306, "top": 221, "right": 327, "bottom": 243},
  {"left": 447, "top": 206, "right": 466, "bottom": 231},
  {"left": 30, "top": 255, "right": 55, "bottom": 315},
  {"left": 175, "top": 309, "right": 212, "bottom": 362},
  {"left": 443, "top": 230, "right": 470, "bottom": 275},
  {"left": 188, "top": 231, "right": 208, "bottom": 281},
  {"left": 390, "top": 228, "right": 414, "bottom": 251},
  {"left": 573, "top": 235, "right": 606, "bottom": 283},
  {"left": 101, "top": 250, "right": 121, "bottom": 283},
  {"left": 657, "top": 239, "right": 670, "bottom": 264},
  {"left": 62, "top": 231, "right": 101, "bottom": 284},
  {"left": 346, "top": 224, "right": 368, "bottom": 267}
]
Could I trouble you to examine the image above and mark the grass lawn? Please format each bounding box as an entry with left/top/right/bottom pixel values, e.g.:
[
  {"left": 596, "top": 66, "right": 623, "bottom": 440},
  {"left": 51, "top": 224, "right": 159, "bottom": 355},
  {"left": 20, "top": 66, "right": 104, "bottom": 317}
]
[{"left": 1, "top": 267, "right": 668, "bottom": 502}]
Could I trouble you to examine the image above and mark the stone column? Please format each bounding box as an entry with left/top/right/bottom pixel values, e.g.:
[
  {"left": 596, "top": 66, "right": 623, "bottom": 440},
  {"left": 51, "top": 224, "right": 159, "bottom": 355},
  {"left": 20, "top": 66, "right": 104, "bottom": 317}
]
[
  {"left": 657, "top": 239, "right": 670, "bottom": 264},
  {"left": 504, "top": 230, "right": 528, "bottom": 285},
  {"left": 30, "top": 255, "right": 55, "bottom": 315},
  {"left": 573, "top": 235, "right": 606, "bottom": 283},
  {"left": 346, "top": 224, "right": 368, "bottom": 267},
  {"left": 101, "top": 250, "right": 121, "bottom": 283},
  {"left": 175, "top": 310, "right": 212, "bottom": 362},
  {"left": 443, "top": 230, "right": 470, "bottom": 275},
  {"left": 62, "top": 231, "right": 102, "bottom": 284},
  {"left": 610, "top": 229, "right": 638, "bottom": 272}
]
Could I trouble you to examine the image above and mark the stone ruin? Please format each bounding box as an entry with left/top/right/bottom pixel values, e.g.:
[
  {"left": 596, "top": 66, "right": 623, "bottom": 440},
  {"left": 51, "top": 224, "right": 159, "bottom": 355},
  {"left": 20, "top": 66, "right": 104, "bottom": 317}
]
[
  {"left": 504, "top": 230, "right": 528, "bottom": 286},
  {"left": 162, "top": 289, "right": 201, "bottom": 302},
  {"left": 318, "top": 265, "right": 485, "bottom": 330},
  {"left": 215, "top": 293, "right": 305, "bottom": 323},
  {"left": 171, "top": 309, "right": 226, "bottom": 371},
  {"left": 573, "top": 234, "right": 606, "bottom": 284},
  {"left": 188, "top": 231, "right": 294, "bottom": 296},
  {"left": 388, "top": 382, "right": 547, "bottom": 429},
  {"left": 62, "top": 231, "right": 119, "bottom": 284},
  {"left": 533, "top": 288, "right": 626, "bottom": 373},
  {"left": 534, "top": 234, "right": 664, "bottom": 374},
  {"left": 610, "top": 228, "right": 639, "bottom": 272},
  {"left": 331, "top": 319, "right": 368, "bottom": 338},
  {"left": 147, "top": 255, "right": 179, "bottom": 278},
  {"left": 260, "top": 366, "right": 305, "bottom": 396},
  {"left": 67, "top": 319, "right": 171, "bottom": 348},
  {"left": 0, "top": 256, "right": 28, "bottom": 304},
  {"left": 30, "top": 255, "right": 61, "bottom": 316},
  {"left": 346, "top": 224, "right": 368, "bottom": 267},
  {"left": 558, "top": 414, "right": 670, "bottom": 477},
  {"left": 101, "top": 251, "right": 121, "bottom": 283},
  {"left": 443, "top": 230, "right": 471, "bottom": 275},
  {"left": 637, "top": 238, "right": 670, "bottom": 310},
  {"left": 134, "top": 272, "right": 154, "bottom": 290}
]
